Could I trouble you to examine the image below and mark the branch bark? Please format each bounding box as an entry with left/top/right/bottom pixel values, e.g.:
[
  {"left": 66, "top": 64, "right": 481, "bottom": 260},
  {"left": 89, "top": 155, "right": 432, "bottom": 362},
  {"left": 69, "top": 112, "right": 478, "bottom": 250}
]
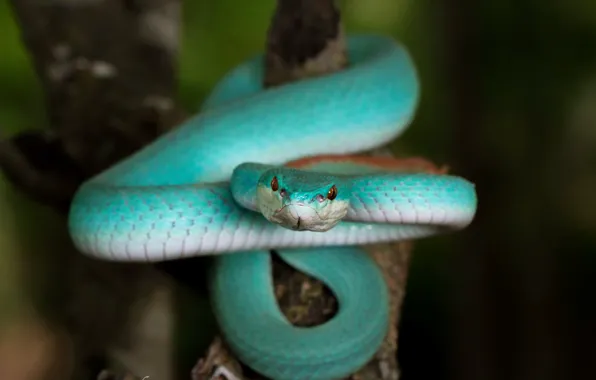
[
  {"left": 3, "top": 1, "right": 185, "bottom": 379},
  {"left": 192, "top": 1, "right": 444, "bottom": 379}
]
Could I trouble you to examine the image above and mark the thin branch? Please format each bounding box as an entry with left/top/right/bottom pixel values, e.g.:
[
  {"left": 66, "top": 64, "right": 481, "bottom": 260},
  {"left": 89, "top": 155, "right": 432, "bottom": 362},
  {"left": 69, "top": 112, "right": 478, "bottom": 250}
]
[
  {"left": 192, "top": 1, "right": 436, "bottom": 379},
  {"left": 0, "top": 129, "right": 81, "bottom": 210}
]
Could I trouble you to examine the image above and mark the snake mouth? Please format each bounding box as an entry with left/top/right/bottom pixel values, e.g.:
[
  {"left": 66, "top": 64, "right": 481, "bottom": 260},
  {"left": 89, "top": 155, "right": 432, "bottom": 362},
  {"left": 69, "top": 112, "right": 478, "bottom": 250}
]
[
  {"left": 272, "top": 204, "right": 324, "bottom": 231},
  {"left": 275, "top": 204, "right": 322, "bottom": 217}
]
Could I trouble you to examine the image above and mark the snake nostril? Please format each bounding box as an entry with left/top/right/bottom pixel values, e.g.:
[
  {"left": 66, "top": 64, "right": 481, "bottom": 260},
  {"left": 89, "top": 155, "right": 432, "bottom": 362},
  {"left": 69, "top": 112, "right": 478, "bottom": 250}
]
[
  {"left": 315, "top": 194, "right": 325, "bottom": 203},
  {"left": 280, "top": 188, "right": 287, "bottom": 197}
]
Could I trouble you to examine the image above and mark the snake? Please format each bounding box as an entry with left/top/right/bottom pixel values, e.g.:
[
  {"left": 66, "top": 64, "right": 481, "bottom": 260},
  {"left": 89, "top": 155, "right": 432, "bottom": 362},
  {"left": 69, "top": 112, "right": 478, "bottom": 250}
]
[{"left": 68, "top": 34, "right": 477, "bottom": 380}]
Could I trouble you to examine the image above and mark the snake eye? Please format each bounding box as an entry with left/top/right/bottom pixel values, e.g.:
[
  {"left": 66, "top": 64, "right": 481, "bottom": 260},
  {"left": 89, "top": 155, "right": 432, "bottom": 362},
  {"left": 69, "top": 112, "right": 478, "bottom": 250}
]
[
  {"left": 271, "top": 176, "right": 279, "bottom": 192},
  {"left": 327, "top": 185, "right": 337, "bottom": 200}
]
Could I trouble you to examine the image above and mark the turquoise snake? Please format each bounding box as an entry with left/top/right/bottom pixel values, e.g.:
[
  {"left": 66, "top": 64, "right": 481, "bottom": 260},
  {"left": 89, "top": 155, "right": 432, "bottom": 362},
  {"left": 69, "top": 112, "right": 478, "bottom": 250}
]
[{"left": 68, "top": 34, "right": 478, "bottom": 380}]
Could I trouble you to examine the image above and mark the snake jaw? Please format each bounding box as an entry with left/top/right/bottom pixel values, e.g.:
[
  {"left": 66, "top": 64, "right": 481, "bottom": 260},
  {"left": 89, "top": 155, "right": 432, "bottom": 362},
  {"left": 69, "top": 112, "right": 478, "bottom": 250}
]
[
  {"left": 274, "top": 203, "right": 332, "bottom": 232},
  {"left": 269, "top": 200, "right": 349, "bottom": 233}
]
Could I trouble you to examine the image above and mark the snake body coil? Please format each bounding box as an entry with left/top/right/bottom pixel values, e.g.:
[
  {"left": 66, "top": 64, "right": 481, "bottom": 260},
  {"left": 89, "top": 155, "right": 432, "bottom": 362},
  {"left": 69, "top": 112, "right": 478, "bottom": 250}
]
[{"left": 68, "top": 35, "right": 477, "bottom": 380}]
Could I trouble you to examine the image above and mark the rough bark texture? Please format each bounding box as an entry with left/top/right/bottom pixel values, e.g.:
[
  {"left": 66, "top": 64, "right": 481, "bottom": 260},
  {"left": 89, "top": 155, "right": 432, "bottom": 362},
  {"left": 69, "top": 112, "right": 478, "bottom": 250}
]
[
  {"left": 5, "top": 0, "right": 184, "bottom": 201},
  {"left": 2, "top": 1, "right": 184, "bottom": 379},
  {"left": 191, "top": 1, "right": 438, "bottom": 379}
]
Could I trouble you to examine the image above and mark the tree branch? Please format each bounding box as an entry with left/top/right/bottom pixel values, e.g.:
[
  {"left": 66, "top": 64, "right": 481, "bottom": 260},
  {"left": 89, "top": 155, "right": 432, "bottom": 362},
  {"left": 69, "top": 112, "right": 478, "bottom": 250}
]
[
  {"left": 4, "top": 1, "right": 185, "bottom": 379},
  {"left": 6, "top": 0, "right": 185, "bottom": 198},
  {"left": 0, "top": 128, "right": 79, "bottom": 211},
  {"left": 192, "top": 1, "right": 444, "bottom": 379}
]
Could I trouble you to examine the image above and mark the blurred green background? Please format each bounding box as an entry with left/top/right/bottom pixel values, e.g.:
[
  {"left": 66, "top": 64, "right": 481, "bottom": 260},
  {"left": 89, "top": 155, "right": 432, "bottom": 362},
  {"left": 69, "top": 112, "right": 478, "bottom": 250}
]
[{"left": 2, "top": 0, "right": 596, "bottom": 379}]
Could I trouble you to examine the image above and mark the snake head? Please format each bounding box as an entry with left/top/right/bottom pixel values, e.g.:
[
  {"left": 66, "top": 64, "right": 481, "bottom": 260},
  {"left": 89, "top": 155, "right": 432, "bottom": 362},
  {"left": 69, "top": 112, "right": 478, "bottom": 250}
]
[{"left": 256, "top": 168, "right": 349, "bottom": 232}]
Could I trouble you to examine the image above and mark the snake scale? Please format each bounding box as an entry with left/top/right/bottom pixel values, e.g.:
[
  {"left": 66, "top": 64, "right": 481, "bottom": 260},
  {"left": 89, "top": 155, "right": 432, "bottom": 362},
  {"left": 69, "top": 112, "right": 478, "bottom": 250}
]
[{"left": 68, "top": 34, "right": 477, "bottom": 380}]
